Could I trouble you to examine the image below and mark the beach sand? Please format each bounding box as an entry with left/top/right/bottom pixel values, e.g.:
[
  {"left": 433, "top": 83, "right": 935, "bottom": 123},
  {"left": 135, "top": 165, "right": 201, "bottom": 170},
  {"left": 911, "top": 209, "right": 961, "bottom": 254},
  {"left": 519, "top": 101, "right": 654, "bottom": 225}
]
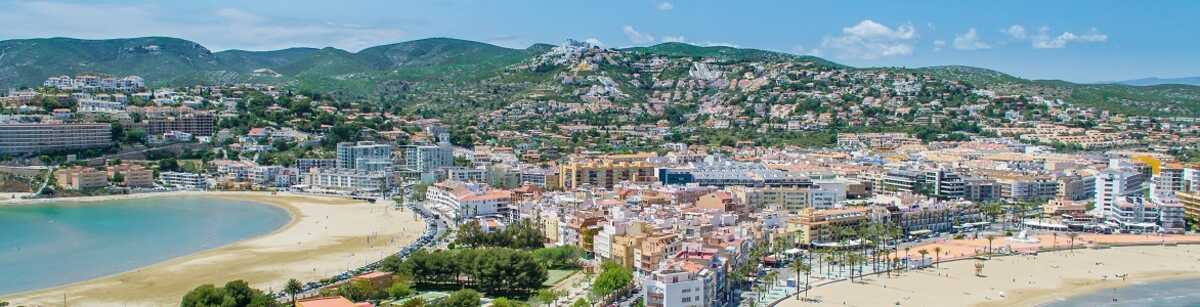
[
  {"left": 0, "top": 191, "right": 426, "bottom": 306},
  {"left": 778, "top": 244, "right": 1200, "bottom": 307}
]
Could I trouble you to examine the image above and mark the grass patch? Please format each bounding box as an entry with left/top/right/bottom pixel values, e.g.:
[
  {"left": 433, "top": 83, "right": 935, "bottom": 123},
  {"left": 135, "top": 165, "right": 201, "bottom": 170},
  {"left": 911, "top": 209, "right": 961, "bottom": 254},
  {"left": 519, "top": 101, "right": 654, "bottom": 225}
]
[{"left": 543, "top": 269, "right": 579, "bottom": 287}]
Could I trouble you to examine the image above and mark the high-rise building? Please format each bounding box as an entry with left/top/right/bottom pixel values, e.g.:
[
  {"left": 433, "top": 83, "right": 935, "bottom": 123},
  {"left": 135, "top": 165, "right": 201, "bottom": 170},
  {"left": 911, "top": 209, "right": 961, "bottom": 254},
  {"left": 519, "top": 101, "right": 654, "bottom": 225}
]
[
  {"left": 336, "top": 141, "right": 393, "bottom": 171},
  {"left": 1095, "top": 167, "right": 1149, "bottom": 217},
  {"left": 398, "top": 142, "right": 453, "bottom": 173}
]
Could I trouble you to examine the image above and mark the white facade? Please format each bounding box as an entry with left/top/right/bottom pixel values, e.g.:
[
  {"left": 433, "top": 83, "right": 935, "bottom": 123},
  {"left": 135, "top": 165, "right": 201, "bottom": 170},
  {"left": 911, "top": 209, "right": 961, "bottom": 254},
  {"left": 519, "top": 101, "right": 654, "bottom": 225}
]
[
  {"left": 643, "top": 270, "right": 708, "bottom": 307},
  {"left": 1095, "top": 168, "right": 1148, "bottom": 216},
  {"left": 160, "top": 171, "right": 208, "bottom": 189}
]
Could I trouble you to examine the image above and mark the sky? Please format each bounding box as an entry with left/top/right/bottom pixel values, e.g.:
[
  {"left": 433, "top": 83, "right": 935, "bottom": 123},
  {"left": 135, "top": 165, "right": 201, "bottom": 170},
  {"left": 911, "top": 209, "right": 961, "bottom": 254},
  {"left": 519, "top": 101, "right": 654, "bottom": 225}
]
[{"left": 0, "top": 0, "right": 1197, "bottom": 83}]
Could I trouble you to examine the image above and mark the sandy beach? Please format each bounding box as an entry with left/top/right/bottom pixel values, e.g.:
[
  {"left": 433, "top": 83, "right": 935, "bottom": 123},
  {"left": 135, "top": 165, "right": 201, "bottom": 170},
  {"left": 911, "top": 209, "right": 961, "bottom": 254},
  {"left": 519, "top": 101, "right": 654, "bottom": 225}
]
[
  {"left": 0, "top": 191, "right": 426, "bottom": 306},
  {"left": 778, "top": 243, "right": 1200, "bottom": 307}
]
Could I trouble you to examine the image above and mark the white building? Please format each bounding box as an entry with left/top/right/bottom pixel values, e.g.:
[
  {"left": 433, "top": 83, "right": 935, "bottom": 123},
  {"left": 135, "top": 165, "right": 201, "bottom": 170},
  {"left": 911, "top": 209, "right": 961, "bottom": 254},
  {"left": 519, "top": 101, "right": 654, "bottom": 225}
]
[
  {"left": 426, "top": 181, "right": 512, "bottom": 223},
  {"left": 160, "top": 171, "right": 208, "bottom": 189},
  {"left": 643, "top": 270, "right": 709, "bottom": 307},
  {"left": 305, "top": 168, "right": 393, "bottom": 196},
  {"left": 1095, "top": 167, "right": 1148, "bottom": 217},
  {"left": 336, "top": 141, "right": 392, "bottom": 172}
]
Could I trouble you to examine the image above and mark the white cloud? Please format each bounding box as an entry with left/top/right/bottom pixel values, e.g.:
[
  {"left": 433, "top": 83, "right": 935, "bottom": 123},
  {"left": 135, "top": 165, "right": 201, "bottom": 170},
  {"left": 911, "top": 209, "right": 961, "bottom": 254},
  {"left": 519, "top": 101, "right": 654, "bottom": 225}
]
[
  {"left": 819, "top": 19, "right": 917, "bottom": 60},
  {"left": 932, "top": 40, "right": 946, "bottom": 52},
  {"left": 1004, "top": 25, "right": 1027, "bottom": 39},
  {"left": 622, "top": 25, "right": 656, "bottom": 44},
  {"left": 953, "top": 28, "right": 991, "bottom": 50},
  {"left": 1032, "top": 26, "right": 1108, "bottom": 49},
  {"left": 0, "top": 1, "right": 409, "bottom": 51},
  {"left": 657, "top": 2, "right": 674, "bottom": 11},
  {"left": 662, "top": 36, "right": 686, "bottom": 43}
]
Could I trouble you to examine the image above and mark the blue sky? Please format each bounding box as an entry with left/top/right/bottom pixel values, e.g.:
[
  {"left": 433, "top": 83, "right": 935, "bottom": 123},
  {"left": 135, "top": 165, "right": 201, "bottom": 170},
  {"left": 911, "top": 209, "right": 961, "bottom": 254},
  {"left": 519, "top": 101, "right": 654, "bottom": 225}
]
[{"left": 0, "top": 0, "right": 1196, "bottom": 82}]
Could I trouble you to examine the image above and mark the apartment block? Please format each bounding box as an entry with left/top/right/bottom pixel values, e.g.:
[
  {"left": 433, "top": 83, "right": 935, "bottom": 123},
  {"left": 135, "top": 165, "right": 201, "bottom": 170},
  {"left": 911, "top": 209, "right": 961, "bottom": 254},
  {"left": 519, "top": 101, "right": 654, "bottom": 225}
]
[{"left": 0, "top": 122, "right": 112, "bottom": 154}]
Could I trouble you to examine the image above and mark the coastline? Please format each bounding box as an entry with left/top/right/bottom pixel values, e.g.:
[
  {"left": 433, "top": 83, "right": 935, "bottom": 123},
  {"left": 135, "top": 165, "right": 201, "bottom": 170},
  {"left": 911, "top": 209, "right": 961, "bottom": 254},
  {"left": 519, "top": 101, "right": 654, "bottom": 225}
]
[
  {"left": 776, "top": 244, "right": 1200, "bottom": 307},
  {"left": 0, "top": 191, "right": 425, "bottom": 306}
]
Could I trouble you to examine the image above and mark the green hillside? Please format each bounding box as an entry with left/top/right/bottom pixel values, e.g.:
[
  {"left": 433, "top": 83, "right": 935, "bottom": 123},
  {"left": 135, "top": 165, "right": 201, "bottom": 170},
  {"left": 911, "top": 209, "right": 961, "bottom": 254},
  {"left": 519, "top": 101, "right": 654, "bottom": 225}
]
[{"left": 1, "top": 36, "right": 1197, "bottom": 116}]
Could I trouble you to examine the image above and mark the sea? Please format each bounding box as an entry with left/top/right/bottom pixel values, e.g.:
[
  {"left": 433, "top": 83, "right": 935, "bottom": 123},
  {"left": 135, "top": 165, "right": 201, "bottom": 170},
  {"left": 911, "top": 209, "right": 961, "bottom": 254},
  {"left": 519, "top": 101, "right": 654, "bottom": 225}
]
[
  {"left": 0, "top": 196, "right": 289, "bottom": 295},
  {"left": 1041, "top": 278, "right": 1200, "bottom": 307}
]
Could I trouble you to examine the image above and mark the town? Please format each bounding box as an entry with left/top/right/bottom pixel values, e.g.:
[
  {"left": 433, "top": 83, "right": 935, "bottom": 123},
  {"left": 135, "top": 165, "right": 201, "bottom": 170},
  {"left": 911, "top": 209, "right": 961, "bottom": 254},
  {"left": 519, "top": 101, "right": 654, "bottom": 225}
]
[{"left": 2, "top": 37, "right": 1200, "bottom": 307}]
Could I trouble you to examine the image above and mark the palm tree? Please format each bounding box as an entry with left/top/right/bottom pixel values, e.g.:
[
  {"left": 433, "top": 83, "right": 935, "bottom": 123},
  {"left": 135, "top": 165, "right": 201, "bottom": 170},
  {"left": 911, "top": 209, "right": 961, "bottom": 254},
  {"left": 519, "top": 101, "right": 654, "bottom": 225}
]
[
  {"left": 1052, "top": 232, "right": 1059, "bottom": 249},
  {"left": 985, "top": 234, "right": 997, "bottom": 259},
  {"left": 285, "top": 278, "right": 303, "bottom": 306},
  {"left": 1067, "top": 232, "right": 1079, "bottom": 254},
  {"left": 903, "top": 246, "right": 912, "bottom": 270},
  {"left": 917, "top": 249, "right": 929, "bottom": 268},
  {"left": 792, "top": 259, "right": 812, "bottom": 301},
  {"left": 933, "top": 246, "right": 943, "bottom": 268}
]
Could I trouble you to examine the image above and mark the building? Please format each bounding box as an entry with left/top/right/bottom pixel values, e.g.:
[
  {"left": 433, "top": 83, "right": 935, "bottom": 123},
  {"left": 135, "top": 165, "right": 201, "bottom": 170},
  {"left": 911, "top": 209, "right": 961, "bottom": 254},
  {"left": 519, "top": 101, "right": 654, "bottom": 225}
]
[
  {"left": 295, "top": 158, "right": 337, "bottom": 172},
  {"left": 561, "top": 155, "right": 656, "bottom": 190},
  {"left": 1177, "top": 191, "right": 1200, "bottom": 224},
  {"left": 1152, "top": 163, "right": 1189, "bottom": 199},
  {"left": 160, "top": 171, "right": 208, "bottom": 189},
  {"left": 143, "top": 112, "right": 215, "bottom": 137},
  {"left": 305, "top": 168, "right": 394, "bottom": 195},
  {"left": 734, "top": 186, "right": 840, "bottom": 213},
  {"left": 1057, "top": 173, "right": 1095, "bottom": 201},
  {"left": 643, "top": 269, "right": 709, "bottom": 307},
  {"left": 446, "top": 167, "right": 487, "bottom": 182},
  {"left": 296, "top": 296, "right": 357, "bottom": 307},
  {"left": 336, "top": 141, "right": 393, "bottom": 171},
  {"left": 0, "top": 122, "right": 112, "bottom": 154},
  {"left": 1095, "top": 168, "right": 1149, "bottom": 217},
  {"left": 398, "top": 142, "right": 453, "bottom": 173},
  {"left": 108, "top": 164, "right": 154, "bottom": 188},
  {"left": 661, "top": 160, "right": 811, "bottom": 188},
  {"left": 793, "top": 207, "right": 872, "bottom": 245},
  {"left": 426, "top": 181, "right": 513, "bottom": 222},
  {"left": 55, "top": 166, "right": 109, "bottom": 190}
]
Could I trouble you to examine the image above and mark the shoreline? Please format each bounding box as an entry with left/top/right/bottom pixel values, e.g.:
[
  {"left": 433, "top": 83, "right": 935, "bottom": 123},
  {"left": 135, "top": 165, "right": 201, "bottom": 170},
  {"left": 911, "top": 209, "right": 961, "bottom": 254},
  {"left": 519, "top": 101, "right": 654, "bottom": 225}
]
[
  {"left": 0, "top": 190, "right": 265, "bottom": 206},
  {"left": 0, "top": 191, "right": 425, "bottom": 306},
  {"left": 777, "top": 243, "right": 1200, "bottom": 307}
]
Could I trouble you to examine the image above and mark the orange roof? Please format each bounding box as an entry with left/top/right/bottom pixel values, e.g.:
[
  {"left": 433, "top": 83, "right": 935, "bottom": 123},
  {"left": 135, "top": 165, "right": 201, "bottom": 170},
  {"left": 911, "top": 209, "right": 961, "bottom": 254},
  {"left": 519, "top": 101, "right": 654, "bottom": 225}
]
[
  {"left": 297, "top": 296, "right": 357, "bottom": 307},
  {"left": 353, "top": 271, "right": 392, "bottom": 280},
  {"left": 462, "top": 190, "right": 512, "bottom": 202}
]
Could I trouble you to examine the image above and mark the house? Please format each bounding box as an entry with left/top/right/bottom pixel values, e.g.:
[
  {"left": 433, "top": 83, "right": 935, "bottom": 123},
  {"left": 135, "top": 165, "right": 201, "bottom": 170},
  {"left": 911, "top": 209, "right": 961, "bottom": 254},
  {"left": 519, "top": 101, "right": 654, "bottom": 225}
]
[{"left": 297, "top": 296, "right": 357, "bottom": 307}]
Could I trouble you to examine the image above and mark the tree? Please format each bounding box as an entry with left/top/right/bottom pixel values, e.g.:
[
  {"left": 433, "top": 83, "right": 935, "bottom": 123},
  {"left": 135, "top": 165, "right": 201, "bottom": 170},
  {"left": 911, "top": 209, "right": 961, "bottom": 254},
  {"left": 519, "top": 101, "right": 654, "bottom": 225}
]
[
  {"left": 399, "top": 298, "right": 425, "bottom": 307},
  {"left": 532, "top": 246, "right": 583, "bottom": 269},
  {"left": 285, "top": 278, "right": 303, "bottom": 306},
  {"left": 387, "top": 279, "right": 414, "bottom": 299},
  {"left": 570, "top": 298, "right": 590, "bottom": 307},
  {"left": 443, "top": 289, "right": 482, "bottom": 307},
  {"left": 792, "top": 259, "right": 812, "bottom": 301},
  {"left": 985, "top": 234, "right": 997, "bottom": 259},
  {"left": 1067, "top": 232, "right": 1079, "bottom": 254},
  {"left": 592, "top": 261, "right": 633, "bottom": 299},
  {"left": 534, "top": 288, "right": 565, "bottom": 307},
  {"left": 181, "top": 280, "right": 279, "bottom": 307},
  {"left": 917, "top": 249, "right": 929, "bottom": 269},
  {"left": 933, "top": 246, "right": 943, "bottom": 268},
  {"left": 491, "top": 298, "right": 530, "bottom": 307}
]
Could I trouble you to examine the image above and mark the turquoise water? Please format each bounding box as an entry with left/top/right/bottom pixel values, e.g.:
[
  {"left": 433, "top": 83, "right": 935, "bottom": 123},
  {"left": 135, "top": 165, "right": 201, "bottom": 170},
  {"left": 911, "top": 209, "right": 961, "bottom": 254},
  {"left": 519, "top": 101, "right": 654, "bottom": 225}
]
[
  {"left": 0, "top": 196, "right": 290, "bottom": 295},
  {"left": 1041, "top": 278, "right": 1200, "bottom": 307}
]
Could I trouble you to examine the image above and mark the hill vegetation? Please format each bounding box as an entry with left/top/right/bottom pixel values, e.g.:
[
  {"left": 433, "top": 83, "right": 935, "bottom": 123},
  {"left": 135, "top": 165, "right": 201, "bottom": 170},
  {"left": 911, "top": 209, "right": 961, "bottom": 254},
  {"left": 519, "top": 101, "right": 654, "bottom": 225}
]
[{"left": 3, "top": 36, "right": 1198, "bottom": 116}]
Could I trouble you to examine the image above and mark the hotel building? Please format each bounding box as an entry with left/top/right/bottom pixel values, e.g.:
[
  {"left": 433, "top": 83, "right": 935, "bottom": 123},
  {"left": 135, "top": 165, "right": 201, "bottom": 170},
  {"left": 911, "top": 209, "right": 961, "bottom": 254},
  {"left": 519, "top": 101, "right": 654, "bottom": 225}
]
[{"left": 0, "top": 122, "right": 112, "bottom": 154}]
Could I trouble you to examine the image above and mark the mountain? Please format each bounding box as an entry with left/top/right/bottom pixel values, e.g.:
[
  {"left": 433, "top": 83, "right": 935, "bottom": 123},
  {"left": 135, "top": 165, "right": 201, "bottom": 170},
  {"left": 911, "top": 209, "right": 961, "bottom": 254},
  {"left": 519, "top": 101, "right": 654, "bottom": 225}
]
[
  {"left": 1, "top": 36, "right": 1198, "bottom": 116},
  {"left": 1114, "top": 77, "right": 1200, "bottom": 87},
  {"left": 0, "top": 37, "right": 544, "bottom": 88},
  {"left": 623, "top": 42, "right": 841, "bottom": 67}
]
